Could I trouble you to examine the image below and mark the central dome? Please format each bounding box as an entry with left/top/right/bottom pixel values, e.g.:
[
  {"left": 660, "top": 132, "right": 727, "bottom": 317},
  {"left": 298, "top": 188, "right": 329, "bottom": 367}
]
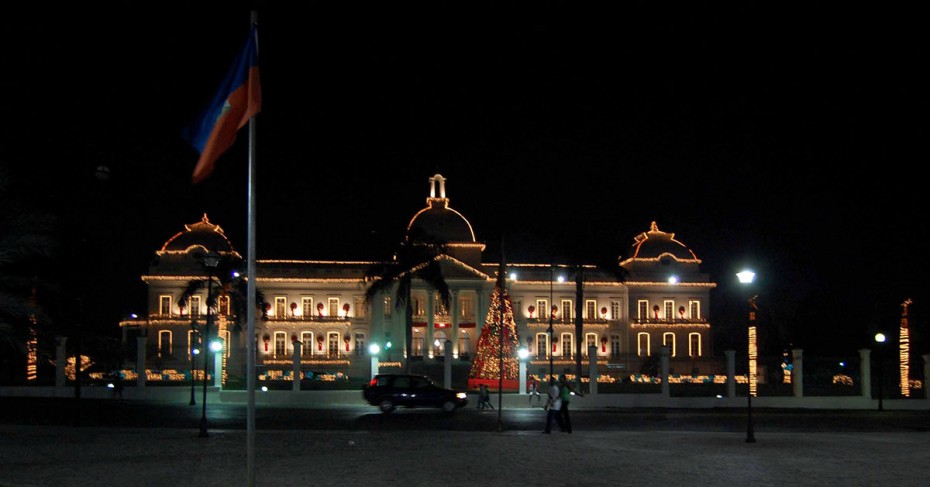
[{"left": 405, "top": 174, "right": 476, "bottom": 243}]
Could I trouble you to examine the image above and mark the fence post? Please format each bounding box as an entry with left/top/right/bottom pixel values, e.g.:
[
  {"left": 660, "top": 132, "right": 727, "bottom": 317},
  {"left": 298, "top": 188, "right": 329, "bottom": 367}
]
[
  {"left": 791, "top": 348, "right": 803, "bottom": 397},
  {"left": 859, "top": 348, "right": 871, "bottom": 398},
  {"left": 725, "top": 350, "right": 736, "bottom": 398}
]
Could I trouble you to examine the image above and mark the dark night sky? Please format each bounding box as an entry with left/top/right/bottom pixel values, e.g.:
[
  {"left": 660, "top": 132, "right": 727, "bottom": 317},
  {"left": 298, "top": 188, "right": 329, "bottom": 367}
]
[{"left": 4, "top": 3, "right": 928, "bottom": 356}]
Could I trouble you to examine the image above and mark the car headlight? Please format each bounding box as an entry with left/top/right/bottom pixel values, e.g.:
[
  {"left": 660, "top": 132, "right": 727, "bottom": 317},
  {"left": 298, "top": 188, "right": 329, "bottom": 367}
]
[{"left": 456, "top": 392, "right": 467, "bottom": 400}]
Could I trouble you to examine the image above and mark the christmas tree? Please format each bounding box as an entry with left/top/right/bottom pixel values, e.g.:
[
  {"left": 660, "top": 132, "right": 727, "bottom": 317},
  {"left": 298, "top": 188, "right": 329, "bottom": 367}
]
[{"left": 467, "top": 280, "right": 521, "bottom": 389}]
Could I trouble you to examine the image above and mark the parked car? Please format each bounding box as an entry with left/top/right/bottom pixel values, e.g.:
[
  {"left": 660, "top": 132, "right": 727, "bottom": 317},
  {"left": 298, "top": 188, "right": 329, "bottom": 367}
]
[{"left": 363, "top": 373, "right": 468, "bottom": 413}]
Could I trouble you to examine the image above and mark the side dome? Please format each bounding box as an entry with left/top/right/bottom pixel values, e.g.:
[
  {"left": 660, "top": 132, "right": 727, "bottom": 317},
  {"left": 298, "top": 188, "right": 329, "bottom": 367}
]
[
  {"left": 623, "top": 221, "right": 698, "bottom": 262},
  {"left": 160, "top": 213, "right": 238, "bottom": 255},
  {"left": 405, "top": 174, "right": 476, "bottom": 243}
]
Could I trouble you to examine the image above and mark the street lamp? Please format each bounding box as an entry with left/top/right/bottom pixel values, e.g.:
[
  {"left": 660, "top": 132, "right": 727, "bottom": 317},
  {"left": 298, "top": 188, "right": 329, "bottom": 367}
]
[
  {"left": 736, "top": 269, "right": 757, "bottom": 443},
  {"left": 198, "top": 252, "right": 220, "bottom": 438},
  {"left": 548, "top": 264, "right": 554, "bottom": 380},
  {"left": 189, "top": 323, "right": 199, "bottom": 406},
  {"left": 875, "top": 332, "right": 886, "bottom": 412}
]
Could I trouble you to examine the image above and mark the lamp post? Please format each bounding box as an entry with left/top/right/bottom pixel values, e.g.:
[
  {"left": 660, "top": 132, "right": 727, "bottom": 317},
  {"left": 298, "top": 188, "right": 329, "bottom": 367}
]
[
  {"left": 875, "top": 332, "right": 886, "bottom": 412},
  {"left": 548, "top": 264, "right": 554, "bottom": 380},
  {"left": 198, "top": 252, "right": 220, "bottom": 438},
  {"left": 736, "top": 269, "right": 757, "bottom": 443},
  {"left": 189, "top": 320, "right": 198, "bottom": 406}
]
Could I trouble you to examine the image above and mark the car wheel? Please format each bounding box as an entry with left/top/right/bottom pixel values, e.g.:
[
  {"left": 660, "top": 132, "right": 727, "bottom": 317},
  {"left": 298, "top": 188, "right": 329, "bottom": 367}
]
[
  {"left": 441, "top": 400, "right": 456, "bottom": 413},
  {"left": 379, "top": 398, "right": 395, "bottom": 413}
]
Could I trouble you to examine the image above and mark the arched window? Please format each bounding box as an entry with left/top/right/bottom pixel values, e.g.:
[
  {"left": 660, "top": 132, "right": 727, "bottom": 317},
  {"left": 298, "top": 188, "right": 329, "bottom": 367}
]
[
  {"left": 663, "top": 332, "right": 676, "bottom": 357},
  {"left": 689, "top": 333, "right": 702, "bottom": 357},
  {"left": 637, "top": 332, "right": 650, "bottom": 356}
]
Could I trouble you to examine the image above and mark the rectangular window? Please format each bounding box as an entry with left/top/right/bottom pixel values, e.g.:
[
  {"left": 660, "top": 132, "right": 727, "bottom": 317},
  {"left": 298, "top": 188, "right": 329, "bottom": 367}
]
[
  {"left": 561, "top": 299, "right": 573, "bottom": 322},
  {"left": 190, "top": 296, "right": 202, "bottom": 316},
  {"left": 536, "top": 333, "right": 549, "bottom": 358},
  {"left": 585, "top": 300, "right": 597, "bottom": 319},
  {"left": 536, "top": 299, "right": 549, "bottom": 320},
  {"left": 218, "top": 296, "right": 230, "bottom": 316},
  {"left": 689, "top": 333, "right": 702, "bottom": 357},
  {"left": 412, "top": 296, "right": 423, "bottom": 317},
  {"left": 610, "top": 335, "right": 621, "bottom": 358},
  {"left": 585, "top": 333, "right": 597, "bottom": 356},
  {"left": 560, "top": 333, "right": 573, "bottom": 357},
  {"left": 355, "top": 332, "right": 366, "bottom": 357},
  {"left": 434, "top": 293, "right": 448, "bottom": 316},
  {"left": 384, "top": 296, "right": 392, "bottom": 317},
  {"left": 274, "top": 331, "right": 286, "bottom": 357},
  {"left": 664, "top": 300, "right": 674, "bottom": 320},
  {"left": 458, "top": 332, "right": 470, "bottom": 357},
  {"left": 300, "top": 332, "right": 313, "bottom": 357},
  {"left": 328, "top": 297, "right": 340, "bottom": 318},
  {"left": 302, "top": 297, "right": 314, "bottom": 318},
  {"left": 459, "top": 295, "right": 473, "bottom": 318},
  {"left": 159, "top": 295, "right": 172, "bottom": 316},
  {"left": 610, "top": 300, "right": 621, "bottom": 320},
  {"left": 274, "top": 297, "right": 287, "bottom": 318},
  {"left": 512, "top": 300, "right": 522, "bottom": 319},
  {"left": 188, "top": 329, "right": 199, "bottom": 358},
  {"left": 158, "top": 330, "right": 172, "bottom": 358},
  {"left": 354, "top": 297, "right": 366, "bottom": 319},
  {"left": 689, "top": 300, "right": 701, "bottom": 320},
  {"left": 637, "top": 300, "right": 648, "bottom": 320},
  {"left": 637, "top": 332, "right": 650, "bottom": 356},
  {"left": 663, "top": 332, "right": 676, "bottom": 356}
]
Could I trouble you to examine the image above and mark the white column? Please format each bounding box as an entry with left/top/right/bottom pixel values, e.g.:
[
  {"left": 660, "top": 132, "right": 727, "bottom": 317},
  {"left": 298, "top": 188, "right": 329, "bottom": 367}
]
[
  {"left": 660, "top": 346, "right": 670, "bottom": 397},
  {"left": 371, "top": 354, "right": 379, "bottom": 381},
  {"left": 213, "top": 352, "right": 222, "bottom": 388},
  {"left": 791, "top": 348, "right": 804, "bottom": 397},
  {"left": 292, "top": 340, "right": 302, "bottom": 391},
  {"left": 588, "top": 345, "right": 598, "bottom": 395},
  {"left": 136, "top": 336, "right": 147, "bottom": 388},
  {"left": 519, "top": 359, "right": 527, "bottom": 394},
  {"left": 55, "top": 336, "right": 67, "bottom": 388},
  {"left": 725, "top": 350, "right": 736, "bottom": 398},
  {"left": 443, "top": 340, "right": 452, "bottom": 389},
  {"left": 859, "top": 349, "right": 872, "bottom": 398},
  {"left": 427, "top": 292, "right": 435, "bottom": 359}
]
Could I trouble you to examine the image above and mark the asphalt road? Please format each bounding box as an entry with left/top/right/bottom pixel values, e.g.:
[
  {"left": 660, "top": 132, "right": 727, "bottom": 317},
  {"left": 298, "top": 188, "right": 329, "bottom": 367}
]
[{"left": 2, "top": 396, "right": 928, "bottom": 434}]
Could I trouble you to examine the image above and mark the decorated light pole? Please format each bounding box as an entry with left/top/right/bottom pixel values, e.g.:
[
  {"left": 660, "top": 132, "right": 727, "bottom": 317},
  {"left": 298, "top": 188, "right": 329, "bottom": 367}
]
[{"left": 737, "top": 269, "right": 757, "bottom": 443}]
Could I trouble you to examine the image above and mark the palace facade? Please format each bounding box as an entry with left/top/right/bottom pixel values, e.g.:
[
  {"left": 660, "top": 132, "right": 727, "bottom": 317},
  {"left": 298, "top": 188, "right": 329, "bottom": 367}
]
[{"left": 119, "top": 174, "right": 718, "bottom": 385}]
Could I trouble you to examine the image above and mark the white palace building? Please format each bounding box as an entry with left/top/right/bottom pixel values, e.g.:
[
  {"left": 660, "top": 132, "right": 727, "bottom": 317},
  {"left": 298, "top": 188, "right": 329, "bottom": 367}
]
[{"left": 119, "top": 174, "right": 718, "bottom": 386}]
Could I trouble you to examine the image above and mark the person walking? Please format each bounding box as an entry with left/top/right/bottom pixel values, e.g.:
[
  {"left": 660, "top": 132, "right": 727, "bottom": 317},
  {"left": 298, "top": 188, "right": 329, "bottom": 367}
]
[
  {"left": 528, "top": 377, "right": 541, "bottom": 405},
  {"left": 542, "top": 378, "right": 563, "bottom": 433},
  {"left": 558, "top": 375, "right": 582, "bottom": 433},
  {"left": 477, "top": 384, "right": 494, "bottom": 410}
]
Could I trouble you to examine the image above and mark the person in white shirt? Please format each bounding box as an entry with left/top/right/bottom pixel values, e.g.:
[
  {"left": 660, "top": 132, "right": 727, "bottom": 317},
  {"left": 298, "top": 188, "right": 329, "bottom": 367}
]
[{"left": 543, "top": 378, "right": 564, "bottom": 433}]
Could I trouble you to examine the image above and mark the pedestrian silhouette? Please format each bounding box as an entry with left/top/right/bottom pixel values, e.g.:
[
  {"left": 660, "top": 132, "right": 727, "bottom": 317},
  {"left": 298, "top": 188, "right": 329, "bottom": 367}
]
[
  {"left": 528, "top": 377, "right": 542, "bottom": 405},
  {"left": 477, "top": 384, "right": 494, "bottom": 410}
]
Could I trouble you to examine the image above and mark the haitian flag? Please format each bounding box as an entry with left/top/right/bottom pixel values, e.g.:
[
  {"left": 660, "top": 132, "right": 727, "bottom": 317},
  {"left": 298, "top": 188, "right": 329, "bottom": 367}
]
[{"left": 185, "top": 25, "right": 261, "bottom": 184}]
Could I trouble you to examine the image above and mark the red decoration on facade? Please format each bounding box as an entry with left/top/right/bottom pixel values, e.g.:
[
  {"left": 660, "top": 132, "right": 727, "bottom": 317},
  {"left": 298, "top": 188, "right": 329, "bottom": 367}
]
[
  {"left": 317, "top": 302, "right": 324, "bottom": 317},
  {"left": 262, "top": 334, "right": 270, "bottom": 352},
  {"left": 600, "top": 306, "right": 608, "bottom": 318},
  {"left": 653, "top": 304, "right": 660, "bottom": 320},
  {"left": 290, "top": 302, "right": 297, "bottom": 315},
  {"left": 343, "top": 303, "right": 351, "bottom": 316},
  {"left": 552, "top": 337, "right": 559, "bottom": 353},
  {"left": 601, "top": 336, "right": 608, "bottom": 353},
  {"left": 317, "top": 335, "right": 324, "bottom": 351},
  {"left": 528, "top": 305, "right": 535, "bottom": 318},
  {"left": 344, "top": 336, "right": 351, "bottom": 352}
]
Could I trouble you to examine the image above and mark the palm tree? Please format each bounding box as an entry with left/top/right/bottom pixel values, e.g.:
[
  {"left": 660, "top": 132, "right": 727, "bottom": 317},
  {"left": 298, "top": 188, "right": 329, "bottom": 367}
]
[
  {"left": 365, "top": 232, "right": 451, "bottom": 374},
  {"left": 568, "top": 258, "right": 628, "bottom": 386},
  {"left": 178, "top": 254, "right": 267, "bottom": 335},
  {"left": 0, "top": 165, "right": 56, "bottom": 361}
]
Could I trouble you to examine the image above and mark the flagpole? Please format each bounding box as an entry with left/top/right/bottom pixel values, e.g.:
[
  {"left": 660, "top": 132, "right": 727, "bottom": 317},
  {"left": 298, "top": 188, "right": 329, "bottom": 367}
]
[{"left": 246, "top": 9, "right": 259, "bottom": 487}]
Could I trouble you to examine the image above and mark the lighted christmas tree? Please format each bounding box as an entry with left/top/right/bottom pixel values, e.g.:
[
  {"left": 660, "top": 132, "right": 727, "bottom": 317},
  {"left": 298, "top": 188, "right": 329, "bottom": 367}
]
[{"left": 468, "top": 280, "right": 521, "bottom": 388}]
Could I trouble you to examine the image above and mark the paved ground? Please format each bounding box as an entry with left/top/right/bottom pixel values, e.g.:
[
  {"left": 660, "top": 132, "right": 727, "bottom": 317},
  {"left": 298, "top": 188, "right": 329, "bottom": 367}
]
[{"left": 3, "top": 423, "right": 930, "bottom": 486}]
